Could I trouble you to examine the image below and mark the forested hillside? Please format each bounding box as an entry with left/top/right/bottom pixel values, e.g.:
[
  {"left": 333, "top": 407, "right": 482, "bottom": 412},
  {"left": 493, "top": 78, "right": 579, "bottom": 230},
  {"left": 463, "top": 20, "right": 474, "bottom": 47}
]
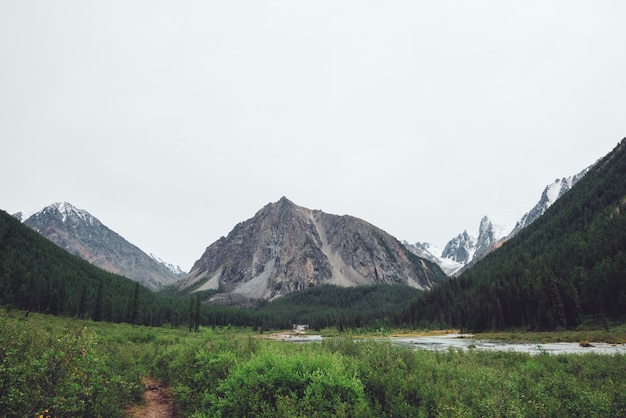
[
  {"left": 257, "top": 284, "right": 422, "bottom": 331},
  {"left": 403, "top": 139, "right": 626, "bottom": 331},
  {"left": 0, "top": 210, "right": 193, "bottom": 325}
]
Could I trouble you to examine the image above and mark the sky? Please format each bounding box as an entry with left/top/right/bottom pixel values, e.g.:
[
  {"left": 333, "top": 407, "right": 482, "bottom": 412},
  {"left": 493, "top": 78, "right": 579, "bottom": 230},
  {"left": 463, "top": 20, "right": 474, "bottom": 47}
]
[{"left": 1, "top": 1, "right": 624, "bottom": 271}]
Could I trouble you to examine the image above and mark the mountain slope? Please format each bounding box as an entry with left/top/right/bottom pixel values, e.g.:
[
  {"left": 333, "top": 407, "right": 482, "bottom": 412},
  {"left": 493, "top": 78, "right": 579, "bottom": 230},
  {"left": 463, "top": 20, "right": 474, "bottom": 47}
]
[
  {"left": 406, "top": 167, "right": 591, "bottom": 276},
  {"left": 0, "top": 209, "right": 160, "bottom": 322},
  {"left": 509, "top": 167, "right": 591, "bottom": 236},
  {"left": 173, "top": 197, "right": 445, "bottom": 303},
  {"left": 403, "top": 138, "right": 626, "bottom": 331},
  {"left": 23, "top": 202, "right": 184, "bottom": 290}
]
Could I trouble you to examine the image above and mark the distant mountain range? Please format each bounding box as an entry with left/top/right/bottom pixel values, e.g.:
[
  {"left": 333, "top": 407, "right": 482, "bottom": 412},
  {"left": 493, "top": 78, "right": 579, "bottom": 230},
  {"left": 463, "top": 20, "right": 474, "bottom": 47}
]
[
  {"left": 404, "top": 166, "right": 592, "bottom": 275},
  {"left": 17, "top": 202, "right": 185, "bottom": 290},
  {"left": 405, "top": 137, "right": 626, "bottom": 331},
  {"left": 6, "top": 156, "right": 597, "bottom": 299},
  {"left": 172, "top": 197, "right": 446, "bottom": 305}
]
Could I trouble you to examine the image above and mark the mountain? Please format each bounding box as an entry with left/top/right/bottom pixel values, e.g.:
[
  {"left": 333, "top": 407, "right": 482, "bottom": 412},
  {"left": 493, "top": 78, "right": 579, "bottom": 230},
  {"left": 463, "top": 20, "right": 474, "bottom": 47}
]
[
  {"left": 406, "top": 167, "right": 591, "bottom": 276},
  {"left": 403, "top": 138, "right": 626, "bottom": 331},
  {"left": 172, "top": 197, "right": 446, "bottom": 304},
  {"left": 22, "top": 202, "right": 184, "bottom": 290},
  {"left": 441, "top": 230, "right": 475, "bottom": 264},
  {"left": 149, "top": 253, "right": 186, "bottom": 277},
  {"left": 402, "top": 241, "right": 463, "bottom": 276},
  {"left": 0, "top": 208, "right": 167, "bottom": 323},
  {"left": 406, "top": 215, "right": 507, "bottom": 276},
  {"left": 509, "top": 167, "right": 591, "bottom": 236}
]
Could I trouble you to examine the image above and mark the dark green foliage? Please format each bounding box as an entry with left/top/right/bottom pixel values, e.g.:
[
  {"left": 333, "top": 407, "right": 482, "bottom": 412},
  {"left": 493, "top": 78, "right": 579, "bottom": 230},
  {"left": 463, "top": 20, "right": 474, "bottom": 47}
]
[
  {"left": 257, "top": 283, "right": 423, "bottom": 331},
  {"left": 404, "top": 139, "right": 626, "bottom": 331},
  {"left": 128, "top": 282, "right": 141, "bottom": 325},
  {"left": 0, "top": 210, "right": 260, "bottom": 330},
  {"left": 0, "top": 210, "right": 182, "bottom": 326},
  {"left": 0, "top": 313, "right": 142, "bottom": 417}
]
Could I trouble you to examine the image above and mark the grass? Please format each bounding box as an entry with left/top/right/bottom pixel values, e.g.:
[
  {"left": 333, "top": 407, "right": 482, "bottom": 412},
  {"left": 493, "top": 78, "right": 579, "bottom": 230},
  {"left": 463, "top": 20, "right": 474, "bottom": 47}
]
[
  {"left": 2, "top": 310, "right": 626, "bottom": 417},
  {"left": 474, "top": 322, "right": 626, "bottom": 344}
]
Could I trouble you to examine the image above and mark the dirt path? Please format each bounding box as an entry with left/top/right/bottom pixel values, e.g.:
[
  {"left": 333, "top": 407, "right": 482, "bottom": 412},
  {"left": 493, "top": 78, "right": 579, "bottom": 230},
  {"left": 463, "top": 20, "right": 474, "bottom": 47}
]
[{"left": 125, "top": 377, "right": 177, "bottom": 418}]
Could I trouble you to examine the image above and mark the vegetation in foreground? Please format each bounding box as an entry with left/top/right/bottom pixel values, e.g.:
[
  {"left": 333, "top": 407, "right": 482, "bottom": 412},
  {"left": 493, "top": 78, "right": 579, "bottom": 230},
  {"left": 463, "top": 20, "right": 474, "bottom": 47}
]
[{"left": 2, "top": 311, "right": 626, "bottom": 417}]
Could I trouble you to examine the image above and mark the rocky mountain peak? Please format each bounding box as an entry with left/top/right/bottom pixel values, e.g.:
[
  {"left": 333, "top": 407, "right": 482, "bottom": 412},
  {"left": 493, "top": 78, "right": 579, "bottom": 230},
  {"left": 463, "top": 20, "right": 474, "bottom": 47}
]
[
  {"left": 407, "top": 165, "right": 593, "bottom": 277},
  {"left": 23, "top": 202, "right": 184, "bottom": 290},
  {"left": 175, "top": 198, "right": 446, "bottom": 304},
  {"left": 474, "top": 216, "right": 498, "bottom": 257},
  {"left": 509, "top": 166, "right": 591, "bottom": 236},
  {"left": 30, "top": 201, "right": 100, "bottom": 227},
  {"left": 440, "top": 230, "right": 475, "bottom": 264}
]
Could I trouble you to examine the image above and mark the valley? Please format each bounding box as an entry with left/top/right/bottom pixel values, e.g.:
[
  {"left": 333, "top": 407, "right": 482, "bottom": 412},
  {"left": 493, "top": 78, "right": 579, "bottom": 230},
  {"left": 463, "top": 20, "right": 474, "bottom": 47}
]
[{"left": 1, "top": 138, "right": 626, "bottom": 416}]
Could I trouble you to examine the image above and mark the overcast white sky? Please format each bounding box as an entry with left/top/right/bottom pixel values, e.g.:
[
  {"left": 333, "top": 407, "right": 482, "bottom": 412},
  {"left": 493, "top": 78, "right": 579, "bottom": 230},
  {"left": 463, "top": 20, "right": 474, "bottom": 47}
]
[{"left": 1, "top": 1, "right": 624, "bottom": 270}]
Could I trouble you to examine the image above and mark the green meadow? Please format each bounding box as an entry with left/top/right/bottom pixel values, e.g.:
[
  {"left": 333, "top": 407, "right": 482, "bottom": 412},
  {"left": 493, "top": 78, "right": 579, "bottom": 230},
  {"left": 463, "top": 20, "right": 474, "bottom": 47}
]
[{"left": 2, "top": 310, "right": 626, "bottom": 417}]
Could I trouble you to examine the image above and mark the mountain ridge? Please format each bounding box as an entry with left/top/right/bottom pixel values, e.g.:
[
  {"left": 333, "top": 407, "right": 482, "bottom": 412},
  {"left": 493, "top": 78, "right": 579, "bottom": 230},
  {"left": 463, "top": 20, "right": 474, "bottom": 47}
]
[
  {"left": 403, "top": 137, "right": 626, "bottom": 331},
  {"left": 22, "top": 202, "right": 185, "bottom": 290},
  {"left": 405, "top": 166, "right": 592, "bottom": 275},
  {"left": 172, "top": 197, "right": 445, "bottom": 304}
]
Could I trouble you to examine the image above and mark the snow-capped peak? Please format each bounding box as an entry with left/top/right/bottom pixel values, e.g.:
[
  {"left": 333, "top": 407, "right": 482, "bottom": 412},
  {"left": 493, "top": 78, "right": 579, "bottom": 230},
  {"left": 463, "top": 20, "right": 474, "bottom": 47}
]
[
  {"left": 150, "top": 253, "right": 187, "bottom": 277},
  {"left": 441, "top": 230, "right": 476, "bottom": 264},
  {"left": 403, "top": 165, "right": 592, "bottom": 277},
  {"left": 52, "top": 202, "right": 98, "bottom": 225},
  {"left": 510, "top": 166, "right": 591, "bottom": 236},
  {"left": 27, "top": 202, "right": 101, "bottom": 227}
]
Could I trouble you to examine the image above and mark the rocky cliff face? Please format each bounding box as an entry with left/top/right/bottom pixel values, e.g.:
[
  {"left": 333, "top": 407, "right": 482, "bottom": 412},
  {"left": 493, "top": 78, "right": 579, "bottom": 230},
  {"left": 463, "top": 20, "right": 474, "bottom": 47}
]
[
  {"left": 174, "top": 197, "right": 445, "bottom": 303},
  {"left": 23, "top": 202, "right": 184, "bottom": 290},
  {"left": 441, "top": 230, "right": 475, "bottom": 264}
]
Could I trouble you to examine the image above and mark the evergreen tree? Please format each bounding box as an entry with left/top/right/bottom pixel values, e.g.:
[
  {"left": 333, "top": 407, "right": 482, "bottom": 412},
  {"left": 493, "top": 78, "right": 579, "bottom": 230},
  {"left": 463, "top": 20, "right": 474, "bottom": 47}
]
[
  {"left": 194, "top": 295, "right": 201, "bottom": 332},
  {"left": 128, "top": 282, "right": 141, "bottom": 326},
  {"left": 93, "top": 281, "right": 104, "bottom": 322}
]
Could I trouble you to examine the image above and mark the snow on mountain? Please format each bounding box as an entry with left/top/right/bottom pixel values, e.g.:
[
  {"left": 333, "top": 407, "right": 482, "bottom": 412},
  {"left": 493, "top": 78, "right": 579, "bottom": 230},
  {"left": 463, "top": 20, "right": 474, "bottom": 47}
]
[
  {"left": 404, "top": 166, "right": 591, "bottom": 276},
  {"left": 404, "top": 241, "right": 464, "bottom": 276},
  {"left": 441, "top": 230, "right": 476, "bottom": 264},
  {"left": 509, "top": 166, "right": 591, "bottom": 236},
  {"left": 22, "top": 202, "right": 183, "bottom": 290},
  {"left": 50, "top": 201, "right": 99, "bottom": 225},
  {"left": 150, "top": 253, "right": 186, "bottom": 277}
]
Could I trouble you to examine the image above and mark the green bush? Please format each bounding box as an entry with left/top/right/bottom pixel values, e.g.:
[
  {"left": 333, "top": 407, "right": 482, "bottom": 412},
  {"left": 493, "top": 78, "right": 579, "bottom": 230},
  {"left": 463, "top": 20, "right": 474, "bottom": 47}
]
[
  {"left": 208, "top": 347, "right": 369, "bottom": 417},
  {"left": 0, "top": 313, "right": 140, "bottom": 417}
]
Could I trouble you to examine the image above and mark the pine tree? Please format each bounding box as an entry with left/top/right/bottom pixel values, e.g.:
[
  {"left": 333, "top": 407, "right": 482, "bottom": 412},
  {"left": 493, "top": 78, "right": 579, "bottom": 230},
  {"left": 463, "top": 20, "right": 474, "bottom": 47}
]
[
  {"left": 93, "top": 281, "right": 104, "bottom": 322},
  {"left": 194, "top": 295, "right": 201, "bottom": 332},
  {"left": 128, "top": 282, "right": 141, "bottom": 326},
  {"left": 77, "top": 284, "right": 87, "bottom": 319}
]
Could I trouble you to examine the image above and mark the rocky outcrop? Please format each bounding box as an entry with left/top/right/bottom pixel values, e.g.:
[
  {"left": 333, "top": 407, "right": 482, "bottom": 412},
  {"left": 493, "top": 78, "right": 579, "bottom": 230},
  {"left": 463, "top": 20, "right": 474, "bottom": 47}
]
[
  {"left": 441, "top": 231, "right": 475, "bottom": 264},
  {"left": 174, "top": 197, "right": 445, "bottom": 302}
]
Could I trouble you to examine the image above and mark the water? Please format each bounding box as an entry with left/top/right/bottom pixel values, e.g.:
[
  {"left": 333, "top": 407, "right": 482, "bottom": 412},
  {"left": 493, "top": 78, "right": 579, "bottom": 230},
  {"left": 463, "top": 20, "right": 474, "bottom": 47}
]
[
  {"left": 276, "top": 332, "right": 626, "bottom": 355},
  {"left": 390, "top": 334, "right": 626, "bottom": 355}
]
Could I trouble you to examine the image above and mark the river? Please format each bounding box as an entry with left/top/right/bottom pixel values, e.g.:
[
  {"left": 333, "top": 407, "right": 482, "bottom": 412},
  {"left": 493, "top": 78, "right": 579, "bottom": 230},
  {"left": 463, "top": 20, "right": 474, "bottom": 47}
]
[
  {"left": 390, "top": 334, "right": 626, "bottom": 355},
  {"left": 279, "top": 333, "right": 626, "bottom": 355}
]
